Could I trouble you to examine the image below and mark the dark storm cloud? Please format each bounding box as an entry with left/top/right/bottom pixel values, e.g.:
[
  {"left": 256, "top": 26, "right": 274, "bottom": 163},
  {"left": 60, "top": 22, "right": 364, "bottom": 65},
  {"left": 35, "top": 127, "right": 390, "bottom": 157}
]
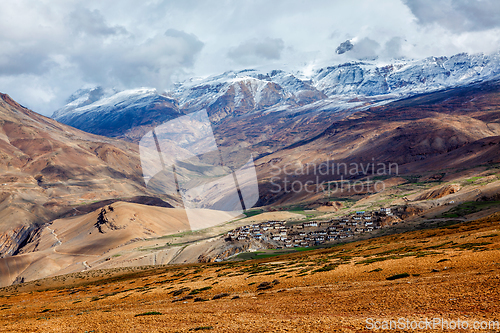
[
  {"left": 227, "top": 38, "right": 285, "bottom": 64},
  {"left": 0, "top": 46, "right": 55, "bottom": 76},
  {"left": 336, "top": 40, "right": 354, "bottom": 55},
  {"left": 0, "top": 4, "right": 204, "bottom": 90},
  {"left": 65, "top": 7, "right": 204, "bottom": 89},
  {"left": 109, "top": 29, "right": 204, "bottom": 88},
  {"left": 336, "top": 37, "right": 404, "bottom": 61},
  {"left": 403, "top": 0, "right": 500, "bottom": 32}
]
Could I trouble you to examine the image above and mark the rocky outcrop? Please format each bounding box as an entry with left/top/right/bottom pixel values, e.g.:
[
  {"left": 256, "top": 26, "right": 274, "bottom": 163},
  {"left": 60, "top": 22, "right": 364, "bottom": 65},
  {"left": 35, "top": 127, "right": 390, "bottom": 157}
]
[
  {"left": 0, "top": 225, "right": 36, "bottom": 257},
  {"left": 398, "top": 205, "right": 426, "bottom": 220},
  {"left": 196, "top": 238, "right": 275, "bottom": 263},
  {"left": 416, "top": 184, "right": 461, "bottom": 201},
  {"left": 336, "top": 40, "right": 353, "bottom": 54},
  {"left": 198, "top": 245, "right": 249, "bottom": 263}
]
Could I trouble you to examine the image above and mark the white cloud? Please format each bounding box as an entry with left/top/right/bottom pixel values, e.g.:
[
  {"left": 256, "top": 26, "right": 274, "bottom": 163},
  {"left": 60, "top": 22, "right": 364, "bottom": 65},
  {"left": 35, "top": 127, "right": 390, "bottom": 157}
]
[
  {"left": 0, "top": 0, "right": 498, "bottom": 115},
  {"left": 403, "top": 0, "right": 500, "bottom": 32},
  {"left": 228, "top": 38, "right": 285, "bottom": 65},
  {"left": 350, "top": 38, "right": 381, "bottom": 61}
]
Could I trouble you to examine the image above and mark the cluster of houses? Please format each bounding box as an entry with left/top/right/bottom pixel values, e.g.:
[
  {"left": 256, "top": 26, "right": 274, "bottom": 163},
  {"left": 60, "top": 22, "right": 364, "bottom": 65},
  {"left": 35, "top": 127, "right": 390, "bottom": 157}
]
[{"left": 225, "top": 207, "right": 398, "bottom": 248}]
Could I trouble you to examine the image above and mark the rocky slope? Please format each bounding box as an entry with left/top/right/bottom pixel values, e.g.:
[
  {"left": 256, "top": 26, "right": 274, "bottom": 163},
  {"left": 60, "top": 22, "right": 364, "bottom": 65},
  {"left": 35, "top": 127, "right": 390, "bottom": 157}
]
[
  {"left": 0, "top": 93, "right": 153, "bottom": 257},
  {"left": 52, "top": 87, "right": 182, "bottom": 140},
  {"left": 50, "top": 65, "right": 500, "bottom": 208},
  {"left": 255, "top": 79, "right": 500, "bottom": 205},
  {"left": 53, "top": 51, "right": 500, "bottom": 144}
]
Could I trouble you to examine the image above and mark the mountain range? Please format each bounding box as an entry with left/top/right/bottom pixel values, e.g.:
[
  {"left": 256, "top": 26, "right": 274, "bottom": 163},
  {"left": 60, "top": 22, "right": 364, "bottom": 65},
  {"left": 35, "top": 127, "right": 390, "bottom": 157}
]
[
  {"left": 53, "top": 51, "right": 500, "bottom": 143},
  {"left": 51, "top": 50, "right": 500, "bottom": 203},
  {"left": 0, "top": 51, "right": 499, "bottom": 286}
]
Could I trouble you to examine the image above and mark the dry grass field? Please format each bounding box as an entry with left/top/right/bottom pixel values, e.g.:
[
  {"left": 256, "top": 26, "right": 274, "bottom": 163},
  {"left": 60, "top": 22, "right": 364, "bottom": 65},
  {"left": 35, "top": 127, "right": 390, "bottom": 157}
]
[{"left": 1, "top": 213, "right": 499, "bottom": 332}]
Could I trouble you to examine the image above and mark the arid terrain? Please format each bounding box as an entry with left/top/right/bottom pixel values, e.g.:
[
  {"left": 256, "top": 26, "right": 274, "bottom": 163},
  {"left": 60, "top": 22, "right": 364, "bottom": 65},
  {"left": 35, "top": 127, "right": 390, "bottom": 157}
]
[
  {"left": 0, "top": 93, "right": 158, "bottom": 256},
  {"left": 1, "top": 212, "right": 499, "bottom": 332},
  {"left": 1, "top": 84, "right": 500, "bottom": 289},
  {"left": 2, "top": 4, "right": 500, "bottom": 332},
  {"left": 255, "top": 80, "right": 500, "bottom": 205},
  {"left": 0, "top": 60, "right": 499, "bottom": 333}
]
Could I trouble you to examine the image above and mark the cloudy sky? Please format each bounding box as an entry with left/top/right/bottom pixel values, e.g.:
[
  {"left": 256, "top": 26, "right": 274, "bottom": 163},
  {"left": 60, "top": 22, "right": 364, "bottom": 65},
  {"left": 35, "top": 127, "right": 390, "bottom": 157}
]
[{"left": 1, "top": 0, "right": 500, "bottom": 115}]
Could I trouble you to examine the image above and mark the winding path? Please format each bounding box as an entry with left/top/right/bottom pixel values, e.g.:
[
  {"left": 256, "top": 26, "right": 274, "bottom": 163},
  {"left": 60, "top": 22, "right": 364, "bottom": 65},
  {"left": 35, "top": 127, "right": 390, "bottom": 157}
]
[
  {"left": 82, "top": 261, "right": 91, "bottom": 270},
  {"left": 45, "top": 225, "right": 96, "bottom": 271},
  {"left": 46, "top": 226, "right": 62, "bottom": 249}
]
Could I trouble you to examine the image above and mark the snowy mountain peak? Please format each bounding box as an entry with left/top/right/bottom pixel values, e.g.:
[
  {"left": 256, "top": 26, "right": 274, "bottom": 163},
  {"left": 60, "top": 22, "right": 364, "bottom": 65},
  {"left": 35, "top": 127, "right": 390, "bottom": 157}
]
[{"left": 52, "top": 51, "right": 500, "bottom": 139}]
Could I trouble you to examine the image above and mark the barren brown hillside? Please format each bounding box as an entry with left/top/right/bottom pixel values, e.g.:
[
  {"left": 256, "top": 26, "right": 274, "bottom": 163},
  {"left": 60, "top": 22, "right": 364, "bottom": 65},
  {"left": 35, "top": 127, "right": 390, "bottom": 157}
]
[
  {"left": 255, "top": 81, "right": 500, "bottom": 205},
  {"left": 0, "top": 201, "right": 247, "bottom": 287},
  {"left": 0, "top": 93, "right": 157, "bottom": 256}
]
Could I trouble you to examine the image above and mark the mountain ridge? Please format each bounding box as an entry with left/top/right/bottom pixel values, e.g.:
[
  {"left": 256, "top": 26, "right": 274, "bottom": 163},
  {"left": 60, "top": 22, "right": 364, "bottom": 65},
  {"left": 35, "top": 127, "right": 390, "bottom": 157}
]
[
  {"left": 0, "top": 92, "right": 155, "bottom": 257},
  {"left": 50, "top": 51, "right": 500, "bottom": 160},
  {"left": 53, "top": 51, "right": 500, "bottom": 122}
]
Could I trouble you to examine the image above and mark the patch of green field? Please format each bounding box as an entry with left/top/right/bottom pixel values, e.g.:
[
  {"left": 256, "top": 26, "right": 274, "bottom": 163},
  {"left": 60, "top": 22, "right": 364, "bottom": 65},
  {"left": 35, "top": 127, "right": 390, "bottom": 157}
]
[
  {"left": 464, "top": 176, "right": 484, "bottom": 183},
  {"left": 157, "top": 230, "right": 198, "bottom": 239},
  {"left": 328, "top": 197, "right": 358, "bottom": 203},
  {"left": 243, "top": 209, "right": 264, "bottom": 218},
  {"left": 237, "top": 251, "right": 291, "bottom": 260},
  {"left": 440, "top": 201, "right": 500, "bottom": 218},
  {"left": 276, "top": 209, "right": 328, "bottom": 221},
  {"left": 401, "top": 175, "right": 422, "bottom": 183},
  {"left": 285, "top": 205, "right": 308, "bottom": 212},
  {"left": 236, "top": 243, "right": 346, "bottom": 261}
]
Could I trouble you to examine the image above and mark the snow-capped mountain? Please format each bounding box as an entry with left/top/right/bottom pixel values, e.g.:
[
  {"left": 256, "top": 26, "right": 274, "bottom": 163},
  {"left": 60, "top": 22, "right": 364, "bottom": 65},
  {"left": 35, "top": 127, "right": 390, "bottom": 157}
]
[
  {"left": 52, "top": 86, "right": 118, "bottom": 119},
  {"left": 314, "top": 52, "right": 500, "bottom": 96},
  {"left": 54, "top": 87, "right": 181, "bottom": 138},
  {"left": 53, "top": 51, "right": 500, "bottom": 139},
  {"left": 170, "top": 69, "right": 328, "bottom": 122}
]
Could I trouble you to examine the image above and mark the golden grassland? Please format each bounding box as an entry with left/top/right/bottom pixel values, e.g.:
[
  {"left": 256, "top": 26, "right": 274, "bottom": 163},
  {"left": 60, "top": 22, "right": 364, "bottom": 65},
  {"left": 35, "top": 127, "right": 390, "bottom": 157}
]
[{"left": 1, "top": 213, "right": 499, "bottom": 332}]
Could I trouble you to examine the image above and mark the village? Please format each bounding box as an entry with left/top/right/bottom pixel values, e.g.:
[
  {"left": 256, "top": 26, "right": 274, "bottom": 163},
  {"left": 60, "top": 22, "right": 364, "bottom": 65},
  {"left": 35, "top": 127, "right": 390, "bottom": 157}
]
[{"left": 225, "top": 207, "right": 402, "bottom": 248}]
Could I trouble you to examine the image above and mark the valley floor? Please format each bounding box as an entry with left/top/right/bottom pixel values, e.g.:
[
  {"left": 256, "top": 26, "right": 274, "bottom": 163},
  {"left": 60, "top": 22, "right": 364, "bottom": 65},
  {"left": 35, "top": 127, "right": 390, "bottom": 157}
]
[{"left": 1, "top": 213, "right": 499, "bottom": 332}]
